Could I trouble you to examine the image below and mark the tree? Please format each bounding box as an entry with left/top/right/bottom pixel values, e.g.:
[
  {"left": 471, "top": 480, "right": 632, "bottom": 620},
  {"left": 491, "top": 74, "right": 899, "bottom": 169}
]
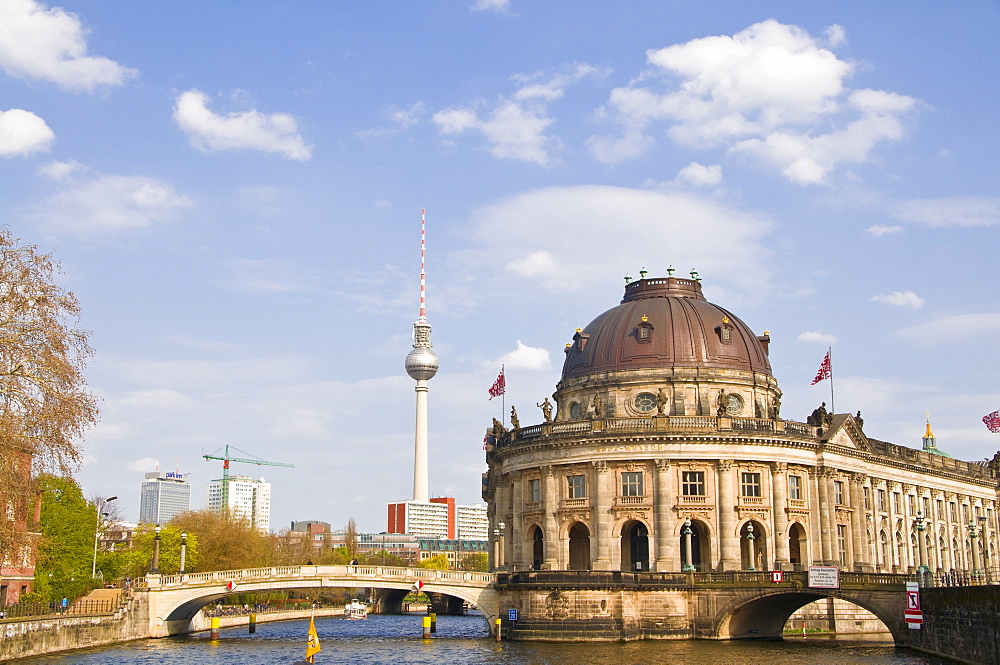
[
  {"left": 344, "top": 518, "right": 358, "bottom": 561},
  {"left": 0, "top": 229, "right": 98, "bottom": 564},
  {"left": 110, "top": 524, "right": 198, "bottom": 579},
  {"left": 459, "top": 552, "right": 488, "bottom": 572},
  {"left": 29, "top": 474, "right": 97, "bottom": 602},
  {"left": 169, "top": 510, "right": 273, "bottom": 571},
  {"left": 418, "top": 554, "right": 450, "bottom": 570}
]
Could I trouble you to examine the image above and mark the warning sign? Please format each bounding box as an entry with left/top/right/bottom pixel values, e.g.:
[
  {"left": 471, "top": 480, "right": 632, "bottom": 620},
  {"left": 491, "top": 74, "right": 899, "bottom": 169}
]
[
  {"left": 905, "top": 581, "right": 922, "bottom": 629},
  {"left": 807, "top": 566, "right": 840, "bottom": 588},
  {"left": 770, "top": 571, "right": 783, "bottom": 583}
]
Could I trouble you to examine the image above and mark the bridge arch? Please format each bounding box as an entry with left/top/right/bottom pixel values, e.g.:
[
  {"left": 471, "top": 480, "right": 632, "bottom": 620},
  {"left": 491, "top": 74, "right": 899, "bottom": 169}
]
[{"left": 714, "top": 588, "right": 903, "bottom": 643}]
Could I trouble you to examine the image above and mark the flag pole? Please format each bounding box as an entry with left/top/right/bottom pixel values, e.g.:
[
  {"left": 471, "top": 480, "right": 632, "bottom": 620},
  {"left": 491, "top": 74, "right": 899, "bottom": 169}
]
[
  {"left": 828, "top": 347, "right": 835, "bottom": 413},
  {"left": 501, "top": 364, "right": 505, "bottom": 419}
]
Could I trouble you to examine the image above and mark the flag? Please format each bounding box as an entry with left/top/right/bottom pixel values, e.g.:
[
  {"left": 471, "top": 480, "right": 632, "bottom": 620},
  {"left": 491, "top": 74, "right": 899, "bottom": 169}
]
[
  {"left": 488, "top": 368, "right": 506, "bottom": 400},
  {"left": 984, "top": 410, "right": 1000, "bottom": 434},
  {"left": 811, "top": 350, "right": 831, "bottom": 385},
  {"left": 305, "top": 616, "right": 321, "bottom": 661},
  {"left": 412, "top": 580, "right": 425, "bottom": 592}
]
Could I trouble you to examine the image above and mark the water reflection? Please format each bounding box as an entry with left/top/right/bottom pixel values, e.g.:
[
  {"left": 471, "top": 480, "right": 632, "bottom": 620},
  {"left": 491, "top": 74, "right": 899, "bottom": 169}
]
[{"left": 15, "top": 614, "right": 954, "bottom": 665}]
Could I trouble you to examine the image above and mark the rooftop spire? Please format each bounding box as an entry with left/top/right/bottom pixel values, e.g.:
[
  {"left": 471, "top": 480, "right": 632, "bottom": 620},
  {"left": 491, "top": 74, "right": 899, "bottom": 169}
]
[{"left": 419, "top": 208, "right": 427, "bottom": 323}]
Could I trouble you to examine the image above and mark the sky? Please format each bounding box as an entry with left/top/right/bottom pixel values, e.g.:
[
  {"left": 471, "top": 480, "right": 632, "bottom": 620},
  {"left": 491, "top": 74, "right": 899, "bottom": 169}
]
[{"left": 1, "top": 0, "right": 999, "bottom": 534}]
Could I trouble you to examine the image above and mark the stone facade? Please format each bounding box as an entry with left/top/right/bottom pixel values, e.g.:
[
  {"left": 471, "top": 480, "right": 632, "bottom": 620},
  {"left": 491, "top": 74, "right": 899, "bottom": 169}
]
[{"left": 484, "top": 275, "right": 1000, "bottom": 577}]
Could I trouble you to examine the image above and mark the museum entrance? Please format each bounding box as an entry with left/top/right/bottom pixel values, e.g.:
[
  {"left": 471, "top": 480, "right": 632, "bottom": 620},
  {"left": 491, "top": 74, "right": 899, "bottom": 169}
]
[
  {"left": 621, "top": 520, "right": 649, "bottom": 571},
  {"left": 568, "top": 522, "right": 591, "bottom": 570},
  {"left": 788, "top": 522, "right": 807, "bottom": 570},
  {"left": 679, "top": 519, "right": 707, "bottom": 571},
  {"left": 531, "top": 525, "right": 543, "bottom": 570}
]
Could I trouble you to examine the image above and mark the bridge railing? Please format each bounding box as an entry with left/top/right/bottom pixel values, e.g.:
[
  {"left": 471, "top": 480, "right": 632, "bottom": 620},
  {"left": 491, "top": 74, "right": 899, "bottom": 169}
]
[
  {"left": 145, "top": 565, "right": 495, "bottom": 588},
  {"left": 924, "top": 566, "right": 1000, "bottom": 587},
  {"left": 496, "top": 570, "right": 916, "bottom": 589}
]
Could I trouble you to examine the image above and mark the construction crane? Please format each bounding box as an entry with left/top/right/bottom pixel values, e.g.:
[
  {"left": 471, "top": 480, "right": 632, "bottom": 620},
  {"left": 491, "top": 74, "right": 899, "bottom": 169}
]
[{"left": 202, "top": 444, "right": 294, "bottom": 512}]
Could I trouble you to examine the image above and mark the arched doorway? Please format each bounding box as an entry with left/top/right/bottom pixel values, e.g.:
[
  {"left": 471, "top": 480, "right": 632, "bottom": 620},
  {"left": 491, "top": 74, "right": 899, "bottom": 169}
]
[
  {"left": 678, "top": 519, "right": 708, "bottom": 571},
  {"left": 530, "top": 525, "right": 543, "bottom": 570},
  {"left": 740, "top": 520, "right": 767, "bottom": 571},
  {"left": 788, "top": 522, "right": 807, "bottom": 570},
  {"left": 568, "top": 522, "right": 591, "bottom": 570},
  {"left": 621, "top": 520, "right": 649, "bottom": 571}
]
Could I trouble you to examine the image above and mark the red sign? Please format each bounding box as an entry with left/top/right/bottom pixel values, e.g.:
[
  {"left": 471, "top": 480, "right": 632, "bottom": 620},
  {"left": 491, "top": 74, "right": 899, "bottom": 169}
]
[
  {"left": 226, "top": 581, "right": 238, "bottom": 592},
  {"left": 770, "top": 571, "right": 783, "bottom": 583}
]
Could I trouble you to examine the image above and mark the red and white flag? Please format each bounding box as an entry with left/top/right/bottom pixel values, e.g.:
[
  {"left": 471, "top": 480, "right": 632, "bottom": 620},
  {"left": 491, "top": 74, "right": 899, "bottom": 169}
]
[
  {"left": 411, "top": 580, "right": 425, "bottom": 592},
  {"left": 488, "top": 368, "right": 506, "bottom": 400},
  {"left": 811, "top": 350, "right": 832, "bottom": 385},
  {"left": 984, "top": 410, "right": 1000, "bottom": 434}
]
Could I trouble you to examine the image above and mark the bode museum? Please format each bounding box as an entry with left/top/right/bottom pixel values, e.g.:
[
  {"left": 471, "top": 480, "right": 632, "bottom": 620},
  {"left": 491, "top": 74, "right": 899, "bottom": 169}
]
[{"left": 484, "top": 272, "right": 998, "bottom": 577}]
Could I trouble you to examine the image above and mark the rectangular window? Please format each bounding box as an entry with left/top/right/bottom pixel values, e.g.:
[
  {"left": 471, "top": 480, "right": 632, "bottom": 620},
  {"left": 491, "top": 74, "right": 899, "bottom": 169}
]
[
  {"left": 878, "top": 489, "right": 886, "bottom": 512},
  {"left": 908, "top": 495, "right": 916, "bottom": 515},
  {"left": 893, "top": 493, "right": 901, "bottom": 514},
  {"left": 922, "top": 497, "right": 930, "bottom": 517},
  {"left": 864, "top": 487, "right": 872, "bottom": 510},
  {"left": 837, "top": 524, "right": 848, "bottom": 565},
  {"left": 682, "top": 471, "right": 706, "bottom": 496},
  {"left": 962, "top": 505, "right": 969, "bottom": 524},
  {"left": 789, "top": 475, "right": 802, "bottom": 500},
  {"left": 621, "top": 472, "right": 644, "bottom": 497},
  {"left": 950, "top": 502, "right": 957, "bottom": 521},
  {"left": 528, "top": 478, "right": 540, "bottom": 503},
  {"left": 740, "top": 472, "right": 762, "bottom": 498},
  {"left": 834, "top": 480, "right": 844, "bottom": 505},
  {"left": 937, "top": 499, "right": 945, "bottom": 521},
  {"left": 567, "top": 475, "right": 586, "bottom": 499}
]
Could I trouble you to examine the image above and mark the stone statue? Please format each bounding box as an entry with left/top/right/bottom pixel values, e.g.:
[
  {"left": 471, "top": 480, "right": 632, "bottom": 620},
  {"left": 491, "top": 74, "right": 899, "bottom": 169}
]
[
  {"left": 807, "top": 402, "right": 830, "bottom": 427},
  {"left": 592, "top": 393, "right": 604, "bottom": 418},
  {"left": 537, "top": 398, "right": 553, "bottom": 423},
  {"left": 510, "top": 406, "right": 520, "bottom": 430},
  {"left": 492, "top": 418, "right": 508, "bottom": 437},
  {"left": 990, "top": 452, "right": 1000, "bottom": 478},
  {"left": 771, "top": 395, "right": 781, "bottom": 420},
  {"left": 716, "top": 390, "right": 728, "bottom": 417},
  {"left": 656, "top": 389, "right": 668, "bottom": 416},
  {"left": 855, "top": 410, "right": 864, "bottom": 429}
]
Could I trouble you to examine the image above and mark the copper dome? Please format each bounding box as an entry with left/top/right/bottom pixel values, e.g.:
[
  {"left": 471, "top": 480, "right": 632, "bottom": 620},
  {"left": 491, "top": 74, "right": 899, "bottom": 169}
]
[{"left": 561, "top": 276, "right": 771, "bottom": 381}]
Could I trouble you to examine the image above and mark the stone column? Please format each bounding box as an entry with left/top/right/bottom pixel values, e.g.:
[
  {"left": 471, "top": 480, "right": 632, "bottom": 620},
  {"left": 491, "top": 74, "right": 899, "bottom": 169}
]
[
  {"left": 541, "top": 465, "right": 559, "bottom": 570},
  {"left": 808, "top": 468, "right": 823, "bottom": 565},
  {"left": 654, "top": 459, "right": 673, "bottom": 571},
  {"left": 825, "top": 470, "right": 840, "bottom": 565},
  {"left": 771, "top": 462, "right": 790, "bottom": 570},
  {"left": 717, "top": 459, "right": 738, "bottom": 571},
  {"left": 849, "top": 473, "right": 868, "bottom": 571},
  {"left": 491, "top": 477, "right": 507, "bottom": 571},
  {"left": 593, "top": 461, "right": 613, "bottom": 570},
  {"left": 510, "top": 471, "right": 524, "bottom": 570}
]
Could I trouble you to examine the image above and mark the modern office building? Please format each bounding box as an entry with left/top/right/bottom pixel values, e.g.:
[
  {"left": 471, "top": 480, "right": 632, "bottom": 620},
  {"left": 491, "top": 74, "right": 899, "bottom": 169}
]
[
  {"left": 205, "top": 475, "right": 271, "bottom": 532},
  {"left": 138, "top": 471, "right": 191, "bottom": 525},
  {"left": 456, "top": 503, "right": 489, "bottom": 541}
]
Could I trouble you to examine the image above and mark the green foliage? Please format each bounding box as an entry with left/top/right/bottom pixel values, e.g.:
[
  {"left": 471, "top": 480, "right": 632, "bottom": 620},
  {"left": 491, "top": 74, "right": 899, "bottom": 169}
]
[
  {"left": 320, "top": 546, "right": 352, "bottom": 565},
  {"left": 418, "top": 553, "right": 450, "bottom": 570},
  {"left": 110, "top": 524, "right": 199, "bottom": 579},
  {"left": 359, "top": 549, "right": 406, "bottom": 567},
  {"left": 459, "top": 551, "right": 489, "bottom": 572},
  {"left": 169, "top": 509, "right": 273, "bottom": 571},
  {"left": 32, "top": 474, "right": 98, "bottom": 601}
]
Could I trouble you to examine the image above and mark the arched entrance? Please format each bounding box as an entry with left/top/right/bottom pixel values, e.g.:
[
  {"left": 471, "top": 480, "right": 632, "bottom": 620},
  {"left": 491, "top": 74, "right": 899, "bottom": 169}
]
[
  {"left": 568, "top": 522, "right": 591, "bottom": 570},
  {"left": 530, "top": 525, "right": 543, "bottom": 570},
  {"left": 620, "top": 520, "right": 649, "bottom": 571},
  {"left": 740, "top": 520, "right": 767, "bottom": 571},
  {"left": 788, "top": 522, "right": 807, "bottom": 570},
  {"left": 678, "top": 519, "right": 709, "bottom": 571}
]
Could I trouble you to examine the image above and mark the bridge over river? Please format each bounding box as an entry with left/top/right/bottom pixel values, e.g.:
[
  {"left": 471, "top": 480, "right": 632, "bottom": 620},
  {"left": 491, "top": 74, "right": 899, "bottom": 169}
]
[{"left": 139, "top": 564, "right": 915, "bottom": 642}]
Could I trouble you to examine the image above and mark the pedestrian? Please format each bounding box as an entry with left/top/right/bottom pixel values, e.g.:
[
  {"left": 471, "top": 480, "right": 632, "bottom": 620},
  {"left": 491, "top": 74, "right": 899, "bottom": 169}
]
[{"left": 61, "top": 597, "right": 68, "bottom": 613}]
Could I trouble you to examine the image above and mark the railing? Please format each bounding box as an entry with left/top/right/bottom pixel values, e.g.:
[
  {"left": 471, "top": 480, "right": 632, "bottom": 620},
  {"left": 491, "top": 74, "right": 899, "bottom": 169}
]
[
  {"left": 784, "top": 421, "right": 814, "bottom": 436},
  {"left": 615, "top": 495, "right": 651, "bottom": 507},
  {"left": 149, "top": 565, "right": 495, "bottom": 588},
  {"left": 732, "top": 418, "right": 775, "bottom": 432},
  {"left": 606, "top": 418, "right": 655, "bottom": 431},
  {"left": 551, "top": 421, "right": 591, "bottom": 434},
  {"left": 0, "top": 597, "right": 122, "bottom": 621},
  {"left": 677, "top": 494, "right": 708, "bottom": 505},
  {"left": 668, "top": 417, "right": 717, "bottom": 428},
  {"left": 518, "top": 425, "right": 543, "bottom": 439},
  {"left": 560, "top": 498, "right": 589, "bottom": 509},
  {"left": 498, "top": 569, "right": 916, "bottom": 589},
  {"left": 738, "top": 496, "right": 765, "bottom": 506},
  {"left": 924, "top": 566, "right": 1000, "bottom": 587}
]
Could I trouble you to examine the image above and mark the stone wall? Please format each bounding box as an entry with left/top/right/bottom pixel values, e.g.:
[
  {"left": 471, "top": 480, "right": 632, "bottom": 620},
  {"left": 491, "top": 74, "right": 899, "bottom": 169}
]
[
  {"left": 0, "top": 594, "right": 149, "bottom": 661},
  {"left": 908, "top": 586, "right": 1000, "bottom": 665}
]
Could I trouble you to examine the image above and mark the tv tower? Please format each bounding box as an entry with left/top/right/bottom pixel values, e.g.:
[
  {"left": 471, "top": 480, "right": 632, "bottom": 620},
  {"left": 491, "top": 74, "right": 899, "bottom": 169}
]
[{"left": 404, "top": 209, "right": 438, "bottom": 503}]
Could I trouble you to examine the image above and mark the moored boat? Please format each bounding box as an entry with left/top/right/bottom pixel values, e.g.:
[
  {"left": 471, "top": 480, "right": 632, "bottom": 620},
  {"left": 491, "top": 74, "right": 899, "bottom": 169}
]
[{"left": 344, "top": 599, "right": 368, "bottom": 620}]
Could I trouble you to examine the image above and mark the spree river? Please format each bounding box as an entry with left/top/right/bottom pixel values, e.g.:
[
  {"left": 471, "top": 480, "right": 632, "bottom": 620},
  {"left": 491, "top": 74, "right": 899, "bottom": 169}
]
[{"left": 16, "top": 614, "right": 956, "bottom": 664}]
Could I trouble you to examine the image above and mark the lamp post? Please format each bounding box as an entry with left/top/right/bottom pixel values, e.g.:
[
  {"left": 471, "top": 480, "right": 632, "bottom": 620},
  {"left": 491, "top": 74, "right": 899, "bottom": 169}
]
[
  {"left": 914, "top": 511, "right": 929, "bottom": 575},
  {"left": 151, "top": 525, "right": 162, "bottom": 574},
  {"left": 91, "top": 496, "right": 117, "bottom": 578},
  {"left": 978, "top": 515, "right": 989, "bottom": 582},
  {"left": 179, "top": 532, "right": 188, "bottom": 574},
  {"left": 682, "top": 517, "right": 695, "bottom": 572},
  {"left": 968, "top": 520, "right": 982, "bottom": 582},
  {"left": 745, "top": 522, "right": 756, "bottom": 571}
]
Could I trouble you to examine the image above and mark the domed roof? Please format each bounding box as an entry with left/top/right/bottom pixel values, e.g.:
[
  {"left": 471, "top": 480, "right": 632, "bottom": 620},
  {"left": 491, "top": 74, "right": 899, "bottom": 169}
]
[{"left": 561, "top": 276, "right": 772, "bottom": 381}]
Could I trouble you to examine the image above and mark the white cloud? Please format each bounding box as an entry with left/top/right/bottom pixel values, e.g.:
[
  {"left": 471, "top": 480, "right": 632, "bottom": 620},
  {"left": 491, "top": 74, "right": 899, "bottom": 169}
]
[
  {"left": 866, "top": 224, "right": 903, "bottom": 237},
  {"left": 38, "top": 159, "right": 83, "bottom": 180},
  {"left": 472, "top": 0, "right": 510, "bottom": 13},
  {"left": 463, "top": 185, "right": 775, "bottom": 298},
  {"left": 356, "top": 101, "right": 426, "bottom": 139},
  {"left": 173, "top": 89, "right": 312, "bottom": 161},
  {"left": 494, "top": 340, "right": 552, "bottom": 371},
  {"left": 896, "top": 313, "right": 1000, "bottom": 346},
  {"left": 798, "top": 331, "right": 838, "bottom": 344},
  {"left": 589, "top": 20, "right": 916, "bottom": 183},
  {"left": 893, "top": 197, "right": 1000, "bottom": 227},
  {"left": 870, "top": 291, "right": 924, "bottom": 309},
  {"left": 221, "top": 258, "right": 323, "bottom": 294},
  {"left": 128, "top": 457, "right": 158, "bottom": 473},
  {"left": 0, "top": 108, "right": 54, "bottom": 156},
  {"left": 433, "top": 63, "right": 603, "bottom": 165},
  {"left": 675, "top": 161, "right": 722, "bottom": 186},
  {"left": 0, "top": 0, "right": 136, "bottom": 91},
  {"left": 35, "top": 172, "right": 192, "bottom": 236}
]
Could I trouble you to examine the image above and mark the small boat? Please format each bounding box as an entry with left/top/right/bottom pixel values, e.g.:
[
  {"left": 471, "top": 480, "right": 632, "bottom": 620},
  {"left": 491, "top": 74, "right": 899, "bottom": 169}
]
[
  {"left": 344, "top": 599, "right": 368, "bottom": 620},
  {"left": 294, "top": 615, "right": 322, "bottom": 663}
]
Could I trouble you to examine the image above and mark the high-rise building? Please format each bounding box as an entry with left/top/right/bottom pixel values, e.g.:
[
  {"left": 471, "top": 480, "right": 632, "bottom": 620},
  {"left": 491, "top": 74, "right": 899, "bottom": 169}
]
[
  {"left": 387, "top": 497, "right": 489, "bottom": 541},
  {"left": 456, "top": 502, "right": 489, "bottom": 541},
  {"left": 205, "top": 475, "right": 271, "bottom": 532},
  {"left": 138, "top": 471, "right": 191, "bottom": 525}
]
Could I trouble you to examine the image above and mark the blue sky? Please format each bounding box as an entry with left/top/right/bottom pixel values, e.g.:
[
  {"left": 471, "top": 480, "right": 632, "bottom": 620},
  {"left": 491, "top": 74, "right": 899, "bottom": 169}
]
[{"left": 2, "top": 0, "right": 998, "bottom": 533}]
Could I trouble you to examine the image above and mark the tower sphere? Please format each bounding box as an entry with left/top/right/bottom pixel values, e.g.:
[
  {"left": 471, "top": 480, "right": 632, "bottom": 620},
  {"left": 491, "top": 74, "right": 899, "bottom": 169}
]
[{"left": 405, "top": 344, "right": 439, "bottom": 381}]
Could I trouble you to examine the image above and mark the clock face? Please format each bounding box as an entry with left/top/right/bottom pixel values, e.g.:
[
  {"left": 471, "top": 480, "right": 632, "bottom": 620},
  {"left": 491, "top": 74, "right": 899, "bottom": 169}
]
[
  {"left": 634, "top": 392, "right": 657, "bottom": 413},
  {"left": 726, "top": 393, "right": 743, "bottom": 415}
]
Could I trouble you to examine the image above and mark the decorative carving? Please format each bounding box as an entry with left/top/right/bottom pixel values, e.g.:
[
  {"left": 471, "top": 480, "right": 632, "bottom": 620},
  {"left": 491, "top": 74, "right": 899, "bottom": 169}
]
[
  {"left": 717, "top": 390, "right": 728, "bottom": 417},
  {"left": 718, "top": 459, "right": 733, "bottom": 472},
  {"left": 536, "top": 398, "right": 554, "bottom": 423},
  {"left": 771, "top": 461, "right": 787, "bottom": 475},
  {"left": 771, "top": 394, "right": 781, "bottom": 420},
  {"left": 541, "top": 465, "right": 554, "bottom": 478},
  {"left": 807, "top": 402, "right": 832, "bottom": 427},
  {"left": 655, "top": 459, "right": 671, "bottom": 472},
  {"left": 545, "top": 591, "right": 570, "bottom": 619},
  {"left": 592, "top": 392, "right": 604, "bottom": 418},
  {"left": 593, "top": 460, "right": 609, "bottom": 473},
  {"left": 657, "top": 389, "right": 668, "bottom": 415},
  {"left": 492, "top": 418, "right": 508, "bottom": 437},
  {"left": 510, "top": 406, "right": 520, "bottom": 430},
  {"left": 850, "top": 472, "right": 867, "bottom": 486}
]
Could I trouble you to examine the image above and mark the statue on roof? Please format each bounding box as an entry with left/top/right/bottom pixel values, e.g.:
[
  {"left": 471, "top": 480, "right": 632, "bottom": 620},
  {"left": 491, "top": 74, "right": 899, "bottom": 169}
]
[
  {"left": 592, "top": 393, "right": 604, "bottom": 418},
  {"left": 510, "top": 406, "right": 520, "bottom": 430},
  {"left": 492, "top": 418, "right": 508, "bottom": 438},
  {"left": 807, "top": 402, "right": 831, "bottom": 427},
  {"left": 537, "top": 398, "right": 553, "bottom": 423},
  {"left": 656, "top": 389, "right": 668, "bottom": 416}
]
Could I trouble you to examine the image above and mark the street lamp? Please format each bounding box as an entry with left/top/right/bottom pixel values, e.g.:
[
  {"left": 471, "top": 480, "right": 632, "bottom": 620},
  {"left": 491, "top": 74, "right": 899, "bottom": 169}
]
[
  {"left": 682, "top": 517, "right": 695, "bottom": 572},
  {"left": 745, "top": 522, "right": 756, "bottom": 571},
  {"left": 179, "top": 533, "right": 188, "bottom": 574},
  {"left": 151, "top": 525, "right": 162, "bottom": 574},
  {"left": 914, "top": 511, "right": 929, "bottom": 575},
  {"left": 968, "top": 520, "right": 982, "bottom": 582},
  {"left": 978, "top": 515, "right": 989, "bottom": 581},
  {"left": 91, "top": 496, "right": 117, "bottom": 578}
]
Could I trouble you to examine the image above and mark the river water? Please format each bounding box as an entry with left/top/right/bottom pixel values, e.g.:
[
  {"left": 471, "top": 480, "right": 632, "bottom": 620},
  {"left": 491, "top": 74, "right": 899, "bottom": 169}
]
[{"left": 15, "top": 614, "right": 956, "bottom": 664}]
